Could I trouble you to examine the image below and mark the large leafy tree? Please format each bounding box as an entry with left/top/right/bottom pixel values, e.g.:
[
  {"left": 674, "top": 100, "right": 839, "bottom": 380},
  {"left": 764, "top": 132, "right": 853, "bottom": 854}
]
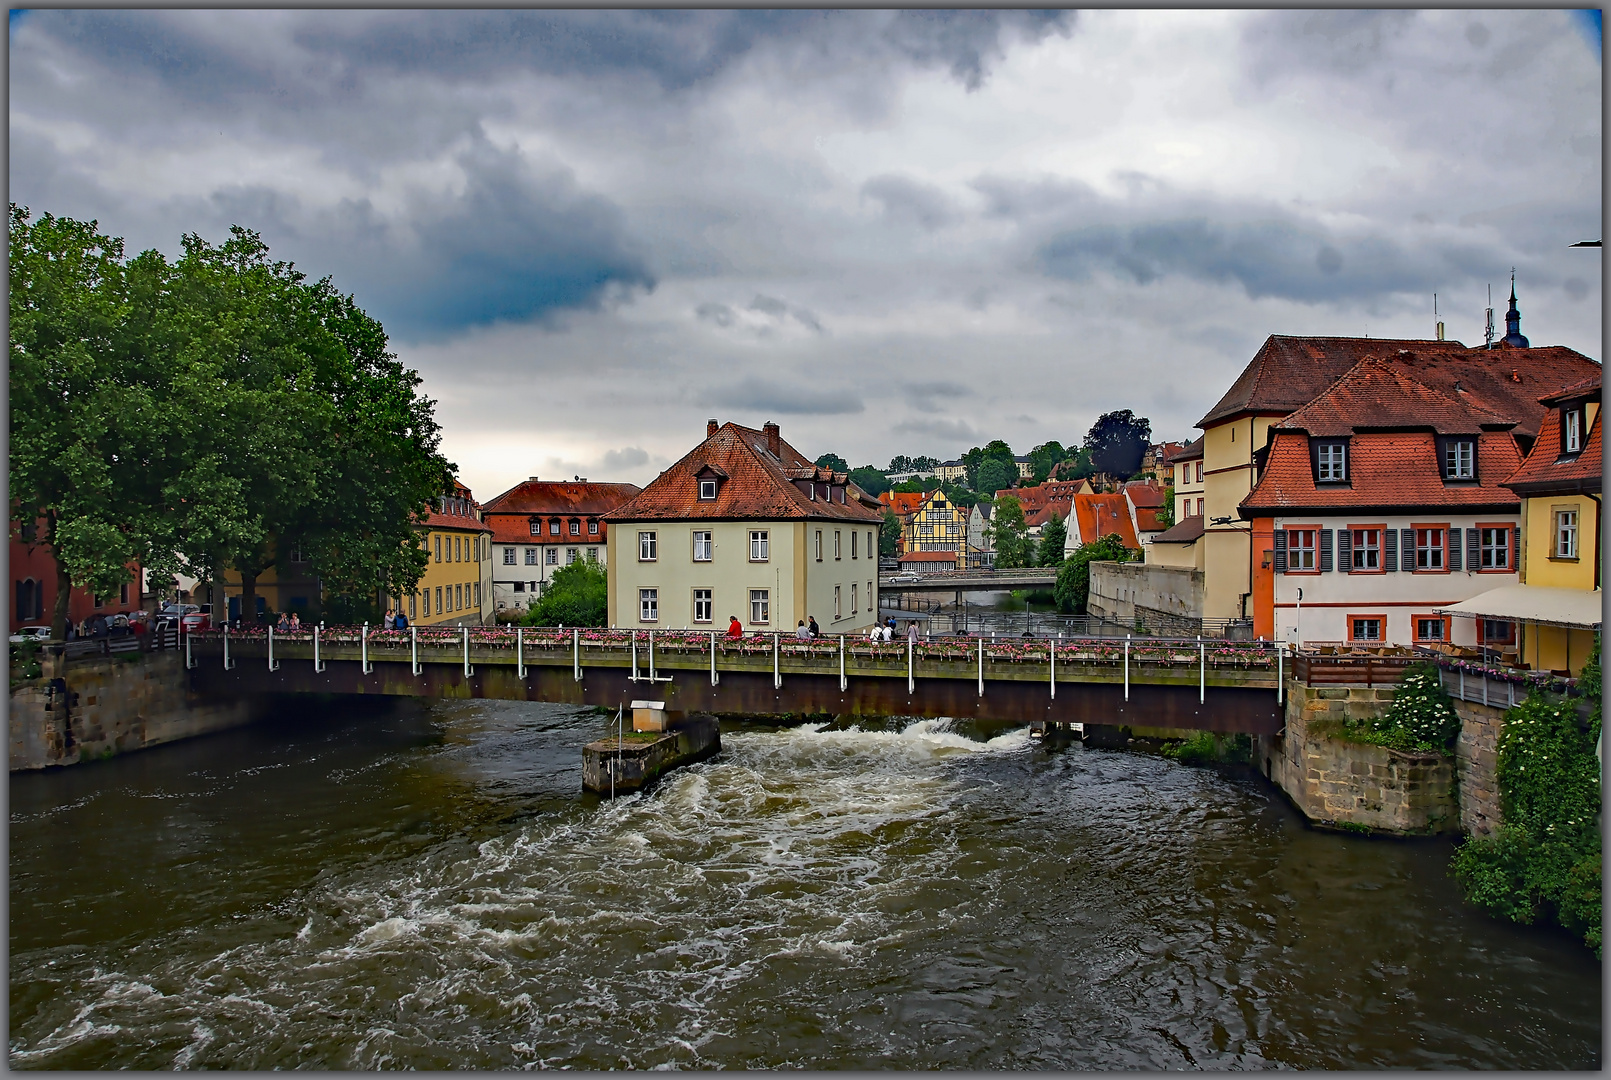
[
  {"left": 850, "top": 465, "right": 890, "bottom": 497},
  {"left": 814, "top": 452, "right": 849, "bottom": 472},
  {"left": 1085, "top": 410, "right": 1153, "bottom": 480},
  {"left": 987, "top": 495, "right": 1031, "bottom": 568},
  {"left": 962, "top": 440, "right": 1014, "bottom": 490},
  {"left": 1036, "top": 510, "right": 1068, "bottom": 568},
  {"left": 520, "top": 558, "right": 607, "bottom": 627},
  {"left": 1026, "top": 440, "right": 1068, "bottom": 485},
  {"left": 976, "top": 456, "right": 1017, "bottom": 497},
  {"left": 1054, "top": 532, "right": 1136, "bottom": 613}
]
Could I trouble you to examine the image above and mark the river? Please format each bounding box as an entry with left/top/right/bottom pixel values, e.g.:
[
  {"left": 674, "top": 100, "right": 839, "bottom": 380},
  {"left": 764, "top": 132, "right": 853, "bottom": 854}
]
[{"left": 9, "top": 698, "right": 1600, "bottom": 1069}]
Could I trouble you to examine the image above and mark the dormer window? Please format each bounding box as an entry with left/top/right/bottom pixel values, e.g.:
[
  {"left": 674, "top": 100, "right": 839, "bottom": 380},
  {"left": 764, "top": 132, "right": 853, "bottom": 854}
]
[
  {"left": 699, "top": 479, "right": 718, "bottom": 500},
  {"left": 1564, "top": 407, "right": 1583, "bottom": 454},
  {"left": 1314, "top": 440, "right": 1348, "bottom": 483},
  {"left": 1443, "top": 439, "right": 1475, "bottom": 480}
]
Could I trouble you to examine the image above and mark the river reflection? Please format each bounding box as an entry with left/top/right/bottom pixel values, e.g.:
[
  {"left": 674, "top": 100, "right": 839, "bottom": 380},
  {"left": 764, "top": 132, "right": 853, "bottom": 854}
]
[{"left": 8, "top": 697, "right": 1600, "bottom": 1069}]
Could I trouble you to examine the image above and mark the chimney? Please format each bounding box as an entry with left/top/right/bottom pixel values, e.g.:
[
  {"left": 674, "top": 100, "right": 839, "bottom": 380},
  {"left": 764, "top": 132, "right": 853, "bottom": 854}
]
[
  {"left": 706, "top": 418, "right": 719, "bottom": 439},
  {"left": 528, "top": 476, "right": 540, "bottom": 481},
  {"left": 763, "top": 421, "right": 781, "bottom": 458}
]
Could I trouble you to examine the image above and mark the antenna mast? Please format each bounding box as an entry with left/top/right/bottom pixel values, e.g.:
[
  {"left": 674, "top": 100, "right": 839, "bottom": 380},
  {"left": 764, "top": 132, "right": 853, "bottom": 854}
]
[{"left": 1484, "top": 285, "right": 1495, "bottom": 349}]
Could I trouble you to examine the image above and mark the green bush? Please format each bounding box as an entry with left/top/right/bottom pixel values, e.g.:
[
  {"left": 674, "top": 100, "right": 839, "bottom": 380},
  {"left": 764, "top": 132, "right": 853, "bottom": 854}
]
[
  {"left": 1345, "top": 663, "right": 1459, "bottom": 753},
  {"left": 1451, "top": 693, "right": 1602, "bottom": 954},
  {"left": 10, "top": 641, "right": 43, "bottom": 687},
  {"left": 519, "top": 559, "right": 607, "bottom": 628},
  {"left": 1576, "top": 633, "right": 1600, "bottom": 702}
]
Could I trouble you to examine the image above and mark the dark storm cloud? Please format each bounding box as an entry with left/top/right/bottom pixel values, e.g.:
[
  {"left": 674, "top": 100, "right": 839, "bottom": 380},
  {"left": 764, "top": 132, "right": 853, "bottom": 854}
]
[
  {"left": 707, "top": 378, "right": 866, "bottom": 417},
  {"left": 862, "top": 174, "right": 960, "bottom": 231},
  {"left": 905, "top": 381, "right": 969, "bottom": 414}
]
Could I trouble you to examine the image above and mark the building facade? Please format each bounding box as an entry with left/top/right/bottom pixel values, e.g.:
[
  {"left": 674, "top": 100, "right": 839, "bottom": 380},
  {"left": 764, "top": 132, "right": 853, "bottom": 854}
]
[
  {"left": 397, "top": 482, "right": 493, "bottom": 627},
  {"left": 479, "top": 478, "right": 641, "bottom": 614},
  {"left": 10, "top": 519, "right": 141, "bottom": 631},
  {"left": 903, "top": 489, "right": 968, "bottom": 561},
  {"left": 1168, "top": 437, "right": 1206, "bottom": 523},
  {"left": 603, "top": 420, "right": 885, "bottom": 634}
]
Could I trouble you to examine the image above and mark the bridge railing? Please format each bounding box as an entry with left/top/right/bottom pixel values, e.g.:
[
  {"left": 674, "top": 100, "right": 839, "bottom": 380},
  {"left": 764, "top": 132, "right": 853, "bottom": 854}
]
[{"left": 184, "top": 623, "right": 1284, "bottom": 674}]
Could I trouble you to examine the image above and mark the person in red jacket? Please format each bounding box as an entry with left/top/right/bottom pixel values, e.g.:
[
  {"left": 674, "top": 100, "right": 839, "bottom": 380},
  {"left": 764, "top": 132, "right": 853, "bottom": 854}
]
[{"left": 725, "top": 615, "right": 744, "bottom": 639}]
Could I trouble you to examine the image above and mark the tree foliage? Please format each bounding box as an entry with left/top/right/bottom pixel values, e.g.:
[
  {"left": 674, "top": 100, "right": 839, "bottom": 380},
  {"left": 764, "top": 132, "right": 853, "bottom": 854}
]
[
  {"left": 987, "top": 495, "right": 1031, "bottom": 568},
  {"left": 1026, "top": 440, "right": 1067, "bottom": 485},
  {"left": 850, "top": 465, "right": 890, "bottom": 497},
  {"left": 879, "top": 509, "right": 903, "bottom": 558},
  {"left": 1036, "top": 510, "right": 1068, "bottom": 568},
  {"left": 520, "top": 558, "right": 607, "bottom": 627},
  {"left": 1157, "top": 486, "right": 1176, "bottom": 528},
  {"left": 815, "top": 452, "right": 849, "bottom": 473},
  {"left": 1451, "top": 693, "right": 1602, "bottom": 954},
  {"left": 887, "top": 454, "right": 939, "bottom": 473},
  {"left": 1054, "top": 533, "right": 1135, "bottom": 613},
  {"left": 976, "top": 457, "right": 1018, "bottom": 497},
  {"left": 1344, "top": 663, "right": 1460, "bottom": 752},
  {"left": 1085, "top": 409, "right": 1153, "bottom": 480},
  {"left": 962, "top": 440, "right": 1014, "bottom": 490}
]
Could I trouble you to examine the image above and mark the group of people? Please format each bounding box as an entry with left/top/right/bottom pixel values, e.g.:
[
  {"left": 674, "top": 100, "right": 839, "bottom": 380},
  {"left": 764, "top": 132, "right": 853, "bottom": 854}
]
[
  {"left": 381, "top": 608, "right": 410, "bottom": 631},
  {"left": 273, "top": 611, "right": 304, "bottom": 633},
  {"left": 719, "top": 614, "right": 914, "bottom": 642},
  {"left": 793, "top": 616, "right": 823, "bottom": 639},
  {"left": 868, "top": 617, "right": 914, "bottom": 643},
  {"left": 68, "top": 612, "right": 138, "bottom": 640}
]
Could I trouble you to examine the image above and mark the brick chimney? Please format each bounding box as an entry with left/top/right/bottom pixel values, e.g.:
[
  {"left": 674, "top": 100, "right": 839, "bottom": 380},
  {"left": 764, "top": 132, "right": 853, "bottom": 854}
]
[
  {"left": 706, "top": 418, "right": 719, "bottom": 439},
  {"left": 763, "top": 421, "right": 781, "bottom": 458}
]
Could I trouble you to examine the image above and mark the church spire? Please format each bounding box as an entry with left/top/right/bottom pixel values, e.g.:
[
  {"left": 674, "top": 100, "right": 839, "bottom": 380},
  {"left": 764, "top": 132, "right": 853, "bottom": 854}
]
[{"left": 1502, "top": 269, "right": 1529, "bottom": 348}]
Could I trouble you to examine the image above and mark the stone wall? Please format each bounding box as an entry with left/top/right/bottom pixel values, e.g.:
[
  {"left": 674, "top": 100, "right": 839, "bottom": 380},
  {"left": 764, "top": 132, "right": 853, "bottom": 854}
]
[
  {"left": 1088, "top": 562, "right": 1203, "bottom": 626},
  {"left": 10, "top": 650, "right": 255, "bottom": 771},
  {"left": 1452, "top": 698, "right": 1506, "bottom": 837},
  {"left": 1258, "top": 682, "right": 1458, "bottom": 834}
]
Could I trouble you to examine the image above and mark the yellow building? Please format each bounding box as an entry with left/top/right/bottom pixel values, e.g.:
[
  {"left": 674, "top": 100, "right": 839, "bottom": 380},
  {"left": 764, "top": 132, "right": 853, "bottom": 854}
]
[
  {"left": 219, "top": 544, "right": 323, "bottom": 624},
  {"left": 905, "top": 488, "right": 968, "bottom": 562},
  {"left": 1168, "top": 437, "right": 1205, "bottom": 524},
  {"left": 394, "top": 481, "right": 494, "bottom": 627}
]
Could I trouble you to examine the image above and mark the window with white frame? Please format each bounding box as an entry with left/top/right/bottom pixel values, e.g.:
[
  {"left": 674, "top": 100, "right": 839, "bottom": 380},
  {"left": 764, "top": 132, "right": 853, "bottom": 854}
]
[
  {"left": 639, "top": 531, "right": 658, "bottom": 561},
  {"left": 1415, "top": 616, "right": 1447, "bottom": 642},
  {"left": 814, "top": 530, "right": 822, "bottom": 561},
  {"left": 1351, "top": 528, "right": 1381, "bottom": 570},
  {"left": 570, "top": 520, "right": 581, "bottom": 536},
  {"left": 834, "top": 531, "right": 842, "bottom": 560},
  {"left": 1317, "top": 442, "right": 1348, "bottom": 482},
  {"left": 749, "top": 589, "right": 769, "bottom": 624},
  {"left": 589, "top": 520, "right": 599, "bottom": 535},
  {"left": 699, "top": 479, "right": 717, "bottom": 500},
  {"left": 1286, "top": 529, "right": 1316, "bottom": 570},
  {"left": 550, "top": 521, "right": 561, "bottom": 536},
  {"left": 693, "top": 530, "right": 713, "bottom": 562},
  {"left": 639, "top": 588, "right": 658, "bottom": 622},
  {"left": 693, "top": 589, "right": 713, "bottom": 623},
  {"left": 1414, "top": 528, "right": 1445, "bottom": 570},
  {"left": 529, "top": 519, "right": 541, "bottom": 536},
  {"left": 523, "top": 547, "right": 537, "bottom": 565},
  {"left": 504, "top": 547, "right": 516, "bottom": 565},
  {"left": 1443, "top": 440, "right": 1475, "bottom": 480},
  {"left": 546, "top": 548, "right": 558, "bottom": 565},
  {"left": 851, "top": 581, "right": 858, "bottom": 613},
  {"left": 1565, "top": 408, "right": 1583, "bottom": 454},
  {"left": 834, "top": 584, "right": 841, "bottom": 619},
  {"left": 1480, "top": 528, "right": 1510, "bottom": 569},
  {"left": 567, "top": 548, "right": 578, "bottom": 563},
  {"left": 1350, "top": 616, "right": 1383, "bottom": 642},
  {"left": 750, "top": 530, "right": 769, "bottom": 561},
  {"left": 587, "top": 548, "right": 598, "bottom": 561},
  {"left": 1555, "top": 509, "right": 1579, "bottom": 558}
]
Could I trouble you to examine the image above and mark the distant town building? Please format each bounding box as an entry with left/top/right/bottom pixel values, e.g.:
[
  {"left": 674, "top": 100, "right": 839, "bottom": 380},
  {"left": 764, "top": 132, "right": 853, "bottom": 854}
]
[
  {"left": 395, "top": 479, "right": 493, "bottom": 627},
  {"left": 603, "top": 420, "right": 884, "bottom": 633},
  {"left": 935, "top": 459, "right": 966, "bottom": 483},
  {"left": 902, "top": 489, "right": 968, "bottom": 562},
  {"left": 479, "top": 477, "right": 641, "bottom": 613},
  {"left": 966, "top": 502, "right": 995, "bottom": 568},
  {"left": 1168, "top": 438, "right": 1206, "bottom": 523}
]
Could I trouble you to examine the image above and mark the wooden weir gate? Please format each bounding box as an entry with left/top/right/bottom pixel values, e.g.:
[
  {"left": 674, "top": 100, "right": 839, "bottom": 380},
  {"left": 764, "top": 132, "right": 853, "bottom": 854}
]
[{"left": 183, "top": 626, "right": 1287, "bottom": 734}]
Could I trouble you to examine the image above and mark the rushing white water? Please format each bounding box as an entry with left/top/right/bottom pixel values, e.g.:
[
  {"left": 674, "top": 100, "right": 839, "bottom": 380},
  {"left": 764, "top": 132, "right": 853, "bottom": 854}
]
[{"left": 8, "top": 702, "right": 1600, "bottom": 1070}]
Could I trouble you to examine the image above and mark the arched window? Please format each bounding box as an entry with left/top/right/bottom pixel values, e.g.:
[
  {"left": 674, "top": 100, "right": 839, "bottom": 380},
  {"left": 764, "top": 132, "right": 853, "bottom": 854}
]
[{"left": 16, "top": 578, "right": 40, "bottom": 621}]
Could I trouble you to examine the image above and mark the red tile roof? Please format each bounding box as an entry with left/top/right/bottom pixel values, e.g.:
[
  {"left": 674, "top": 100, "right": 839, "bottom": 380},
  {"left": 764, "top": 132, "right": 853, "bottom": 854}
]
[
  {"left": 1122, "top": 480, "right": 1165, "bottom": 508},
  {"left": 1133, "top": 507, "right": 1167, "bottom": 533},
  {"left": 420, "top": 482, "right": 491, "bottom": 532},
  {"left": 1071, "top": 493, "right": 1140, "bottom": 550},
  {"left": 1503, "top": 396, "right": 1602, "bottom": 495},
  {"left": 482, "top": 479, "right": 642, "bottom": 516},
  {"left": 1278, "top": 358, "right": 1515, "bottom": 437},
  {"left": 1539, "top": 369, "right": 1602, "bottom": 406},
  {"left": 1241, "top": 430, "right": 1523, "bottom": 513},
  {"left": 604, "top": 422, "right": 885, "bottom": 524},
  {"left": 880, "top": 491, "right": 926, "bottom": 516},
  {"left": 1200, "top": 335, "right": 1453, "bottom": 427}
]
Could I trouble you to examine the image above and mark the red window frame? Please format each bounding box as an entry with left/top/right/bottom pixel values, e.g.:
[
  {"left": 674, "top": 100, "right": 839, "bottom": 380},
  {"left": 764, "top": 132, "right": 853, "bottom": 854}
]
[
  {"left": 1283, "top": 525, "right": 1321, "bottom": 574},
  {"left": 1480, "top": 618, "right": 1516, "bottom": 645},
  {"left": 1475, "top": 522, "right": 1513, "bottom": 572},
  {"left": 1347, "top": 524, "right": 1386, "bottom": 574},
  {"left": 1347, "top": 613, "right": 1387, "bottom": 643},
  {"left": 1410, "top": 522, "right": 1450, "bottom": 574},
  {"left": 1412, "top": 613, "right": 1451, "bottom": 643}
]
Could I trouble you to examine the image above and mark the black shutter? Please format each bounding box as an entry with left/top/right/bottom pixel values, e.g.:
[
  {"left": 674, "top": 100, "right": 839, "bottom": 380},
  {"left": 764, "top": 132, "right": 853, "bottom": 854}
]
[
  {"left": 1383, "top": 529, "right": 1398, "bottom": 572},
  {"left": 1337, "top": 528, "right": 1352, "bottom": 572},
  {"left": 1511, "top": 525, "right": 1520, "bottom": 572},
  {"left": 1468, "top": 528, "right": 1481, "bottom": 573},
  {"left": 1273, "top": 530, "right": 1287, "bottom": 573},
  {"left": 1448, "top": 527, "right": 1462, "bottom": 572},
  {"left": 1401, "top": 529, "right": 1416, "bottom": 572},
  {"left": 1320, "top": 528, "right": 1334, "bottom": 572}
]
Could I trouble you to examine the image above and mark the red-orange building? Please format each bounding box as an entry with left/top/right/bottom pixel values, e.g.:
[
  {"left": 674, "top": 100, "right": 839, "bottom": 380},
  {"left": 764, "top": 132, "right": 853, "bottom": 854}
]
[
  {"left": 479, "top": 478, "right": 642, "bottom": 613},
  {"left": 10, "top": 520, "right": 141, "bottom": 633}
]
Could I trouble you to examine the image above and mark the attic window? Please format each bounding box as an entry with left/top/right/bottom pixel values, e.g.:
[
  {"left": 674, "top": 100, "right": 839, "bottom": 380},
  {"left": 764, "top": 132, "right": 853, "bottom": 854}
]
[
  {"left": 1442, "top": 438, "right": 1475, "bottom": 480},
  {"left": 1314, "top": 439, "right": 1348, "bottom": 483},
  {"left": 699, "top": 479, "right": 718, "bottom": 500},
  {"left": 1564, "top": 407, "right": 1583, "bottom": 455}
]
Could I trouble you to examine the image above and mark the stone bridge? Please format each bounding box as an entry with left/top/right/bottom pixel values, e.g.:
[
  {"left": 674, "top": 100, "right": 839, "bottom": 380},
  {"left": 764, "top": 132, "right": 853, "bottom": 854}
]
[{"left": 183, "top": 626, "right": 1289, "bottom": 734}]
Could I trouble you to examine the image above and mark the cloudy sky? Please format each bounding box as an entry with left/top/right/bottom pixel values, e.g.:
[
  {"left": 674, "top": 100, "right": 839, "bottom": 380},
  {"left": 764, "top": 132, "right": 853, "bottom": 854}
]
[{"left": 10, "top": 9, "right": 1602, "bottom": 499}]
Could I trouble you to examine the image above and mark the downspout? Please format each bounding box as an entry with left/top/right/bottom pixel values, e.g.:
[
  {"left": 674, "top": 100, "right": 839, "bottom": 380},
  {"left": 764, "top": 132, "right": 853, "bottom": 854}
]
[{"left": 1588, "top": 493, "right": 1601, "bottom": 592}]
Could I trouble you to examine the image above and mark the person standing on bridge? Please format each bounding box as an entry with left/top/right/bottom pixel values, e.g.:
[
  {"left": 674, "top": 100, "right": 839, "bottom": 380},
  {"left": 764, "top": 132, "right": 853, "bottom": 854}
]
[
  {"left": 907, "top": 620, "right": 920, "bottom": 644},
  {"left": 808, "top": 615, "right": 820, "bottom": 638},
  {"left": 795, "top": 619, "right": 812, "bottom": 639},
  {"left": 726, "top": 615, "right": 743, "bottom": 640}
]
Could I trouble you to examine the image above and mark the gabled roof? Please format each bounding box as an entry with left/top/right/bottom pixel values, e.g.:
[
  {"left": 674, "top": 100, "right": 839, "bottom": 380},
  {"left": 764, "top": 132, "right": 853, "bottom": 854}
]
[
  {"left": 603, "top": 422, "right": 884, "bottom": 524},
  {"left": 1503, "top": 394, "right": 1602, "bottom": 495},
  {"left": 1122, "top": 480, "right": 1165, "bottom": 508},
  {"left": 1539, "top": 369, "right": 1602, "bottom": 407},
  {"left": 1276, "top": 358, "right": 1515, "bottom": 438},
  {"left": 1240, "top": 430, "right": 1523, "bottom": 514},
  {"left": 1200, "top": 335, "right": 1454, "bottom": 427},
  {"left": 1071, "top": 493, "right": 1140, "bottom": 550},
  {"left": 881, "top": 491, "right": 926, "bottom": 516},
  {"left": 482, "top": 479, "right": 643, "bottom": 516},
  {"left": 1152, "top": 515, "right": 1205, "bottom": 544},
  {"left": 421, "top": 508, "right": 491, "bottom": 533},
  {"left": 1133, "top": 507, "right": 1168, "bottom": 533},
  {"left": 1167, "top": 436, "right": 1205, "bottom": 463}
]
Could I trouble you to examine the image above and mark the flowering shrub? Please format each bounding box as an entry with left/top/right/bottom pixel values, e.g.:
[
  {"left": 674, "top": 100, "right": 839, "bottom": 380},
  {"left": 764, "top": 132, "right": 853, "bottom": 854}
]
[
  {"left": 1451, "top": 693, "right": 1602, "bottom": 954},
  {"left": 1345, "top": 663, "right": 1459, "bottom": 753}
]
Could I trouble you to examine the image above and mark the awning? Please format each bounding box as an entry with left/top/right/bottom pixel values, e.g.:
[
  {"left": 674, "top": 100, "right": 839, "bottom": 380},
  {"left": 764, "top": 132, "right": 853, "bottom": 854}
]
[{"left": 1436, "top": 585, "right": 1602, "bottom": 630}]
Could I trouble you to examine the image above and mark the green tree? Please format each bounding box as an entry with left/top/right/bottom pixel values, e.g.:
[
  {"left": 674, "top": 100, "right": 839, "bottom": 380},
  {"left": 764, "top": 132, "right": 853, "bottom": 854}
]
[
  {"left": 880, "top": 509, "right": 903, "bottom": 557},
  {"left": 1027, "top": 440, "right": 1067, "bottom": 485},
  {"left": 977, "top": 457, "right": 1017, "bottom": 497},
  {"left": 1054, "top": 533, "right": 1134, "bottom": 613},
  {"left": 1085, "top": 410, "right": 1153, "bottom": 480},
  {"left": 963, "top": 440, "right": 1014, "bottom": 490},
  {"left": 521, "top": 558, "right": 607, "bottom": 627},
  {"left": 815, "top": 452, "right": 849, "bottom": 472},
  {"left": 887, "top": 454, "right": 939, "bottom": 473},
  {"left": 987, "top": 495, "right": 1031, "bottom": 568},
  {"left": 1157, "top": 486, "right": 1176, "bottom": 528},
  {"left": 851, "top": 465, "right": 891, "bottom": 497},
  {"left": 1037, "top": 510, "right": 1068, "bottom": 568}
]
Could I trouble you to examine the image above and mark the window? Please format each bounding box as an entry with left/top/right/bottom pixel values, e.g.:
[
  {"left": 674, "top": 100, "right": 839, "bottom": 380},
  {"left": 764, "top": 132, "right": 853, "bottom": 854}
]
[
  {"left": 1443, "top": 439, "right": 1475, "bottom": 480},
  {"left": 750, "top": 589, "right": 770, "bottom": 624},
  {"left": 570, "top": 520, "right": 580, "bottom": 536},
  {"left": 868, "top": 532, "right": 875, "bottom": 559},
  {"left": 1555, "top": 509, "right": 1579, "bottom": 558},
  {"left": 550, "top": 521, "right": 561, "bottom": 536},
  {"left": 699, "top": 479, "right": 718, "bottom": 500},
  {"left": 640, "top": 588, "right": 659, "bottom": 622},
  {"left": 525, "top": 547, "right": 538, "bottom": 565},
  {"left": 529, "top": 519, "right": 541, "bottom": 536},
  {"left": 409, "top": 593, "right": 417, "bottom": 618},
  {"left": 834, "top": 531, "right": 842, "bottom": 560},
  {"left": 567, "top": 548, "right": 578, "bottom": 564},
  {"left": 1481, "top": 619, "right": 1516, "bottom": 645},
  {"left": 639, "top": 531, "right": 658, "bottom": 561},
  {"left": 120, "top": 582, "right": 130, "bottom": 604},
  {"left": 514, "top": 581, "right": 525, "bottom": 593},
  {"left": 1350, "top": 528, "right": 1381, "bottom": 571},
  {"left": 815, "top": 530, "right": 822, "bottom": 561},
  {"left": 1284, "top": 529, "right": 1316, "bottom": 570},
  {"left": 423, "top": 589, "right": 432, "bottom": 617},
  {"left": 1565, "top": 408, "right": 1583, "bottom": 454},
  {"left": 589, "top": 520, "right": 599, "bottom": 535},
  {"left": 851, "top": 581, "right": 858, "bottom": 614},
  {"left": 1480, "top": 527, "right": 1510, "bottom": 570},
  {"left": 456, "top": 583, "right": 463, "bottom": 610},
  {"left": 1414, "top": 616, "right": 1448, "bottom": 643},
  {"left": 1349, "top": 616, "right": 1384, "bottom": 642},
  {"left": 1414, "top": 528, "right": 1445, "bottom": 571},
  {"left": 834, "top": 585, "right": 842, "bottom": 619},
  {"left": 693, "top": 589, "right": 713, "bottom": 623},
  {"left": 435, "top": 586, "right": 443, "bottom": 613},
  {"left": 851, "top": 531, "right": 858, "bottom": 559},
  {"left": 546, "top": 548, "right": 558, "bottom": 565},
  {"left": 474, "top": 583, "right": 481, "bottom": 607},
  {"left": 1317, "top": 441, "right": 1348, "bottom": 482},
  {"left": 454, "top": 536, "right": 462, "bottom": 562},
  {"left": 435, "top": 535, "right": 442, "bottom": 562},
  {"left": 750, "top": 530, "right": 769, "bottom": 561},
  {"left": 1195, "top": 461, "right": 1203, "bottom": 483},
  {"left": 504, "top": 547, "right": 517, "bottom": 566},
  {"left": 588, "top": 548, "right": 598, "bottom": 561},
  {"left": 693, "top": 530, "right": 713, "bottom": 562}
]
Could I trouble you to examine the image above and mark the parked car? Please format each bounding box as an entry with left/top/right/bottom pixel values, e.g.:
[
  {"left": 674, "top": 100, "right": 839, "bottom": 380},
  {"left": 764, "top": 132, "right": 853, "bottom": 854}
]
[
  {"left": 9, "top": 625, "right": 54, "bottom": 645},
  {"left": 887, "top": 573, "right": 921, "bottom": 585},
  {"left": 181, "top": 610, "right": 212, "bottom": 632}
]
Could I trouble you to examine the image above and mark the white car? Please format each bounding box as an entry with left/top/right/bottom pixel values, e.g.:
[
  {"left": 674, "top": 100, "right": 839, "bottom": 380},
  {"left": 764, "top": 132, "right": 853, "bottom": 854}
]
[
  {"left": 887, "top": 574, "right": 922, "bottom": 585},
  {"left": 10, "top": 625, "right": 54, "bottom": 644}
]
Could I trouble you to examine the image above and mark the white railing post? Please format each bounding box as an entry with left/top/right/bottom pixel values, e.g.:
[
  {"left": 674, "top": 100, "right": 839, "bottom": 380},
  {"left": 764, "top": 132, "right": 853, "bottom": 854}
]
[
  {"left": 907, "top": 637, "right": 914, "bottom": 695},
  {"left": 773, "top": 632, "right": 782, "bottom": 691},
  {"left": 1277, "top": 640, "right": 1283, "bottom": 704},
  {"left": 1199, "top": 636, "right": 1206, "bottom": 705},
  {"left": 411, "top": 625, "right": 421, "bottom": 676},
  {"left": 573, "top": 627, "right": 582, "bottom": 682},
  {"left": 978, "top": 635, "right": 985, "bottom": 698},
  {"left": 184, "top": 624, "right": 194, "bottom": 669},
  {"left": 223, "top": 624, "right": 236, "bottom": 670},
  {"left": 314, "top": 623, "right": 326, "bottom": 673},
  {"left": 463, "top": 626, "right": 473, "bottom": 677},
  {"left": 1124, "top": 634, "right": 1129, "bottom": 702},
  {"left": 267, "top": 625, "right": 280, "bottom": 671},
  {"left": 649, "top": 630, "right": 657, "bottom": 682},
  {"left": 631, "top": 630, "right": 639, "bottom": 682},
  {"left": 516, "top": 626, "right": 525, "bottom": 679},
  {"left": 710, "top": 630, "right": 719, "bottom": 687},
  {"left": 839, "top": 634, "right": 847, "bottom": 692},
  {"left": 362, "top": 623, "right": 373, "bottom": 674}
]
